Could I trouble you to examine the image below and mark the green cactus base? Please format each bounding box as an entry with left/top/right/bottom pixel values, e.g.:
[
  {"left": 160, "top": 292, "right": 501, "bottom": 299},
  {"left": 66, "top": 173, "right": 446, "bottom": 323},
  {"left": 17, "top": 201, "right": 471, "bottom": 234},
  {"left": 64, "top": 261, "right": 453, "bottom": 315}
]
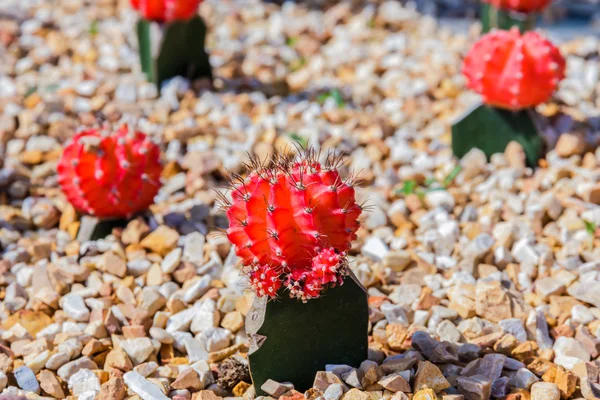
[
  {"left": 137, "top": 15, "right": 212, "bottom": 89},
  {"left": 77, "top": 216, "right": 129, "bottom": 242},
  {"left": 246, "top": 272, "right": 369, "bottom": 396},
  {"left": 451, "top": 103, "right": 543, "bottom": 167},
  {"left": 480, "top": 3, "right": 536, "bottom": 33}
]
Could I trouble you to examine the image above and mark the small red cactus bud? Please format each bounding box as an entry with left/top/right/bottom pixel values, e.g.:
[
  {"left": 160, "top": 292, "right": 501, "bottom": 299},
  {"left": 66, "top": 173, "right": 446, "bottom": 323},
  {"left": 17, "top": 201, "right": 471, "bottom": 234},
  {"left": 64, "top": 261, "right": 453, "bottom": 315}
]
[
  {"left": 224, "top": 151, "right": 362, "bottom": 300},
  {"left": 249, "top": 265, "right": 283, "bottom": 298},
  {"left": 311, "top": 247, "right": 344, "bottom": 285},
  {"left": 130, "top": 0, "right": 202, "bottom": 22},
  {"left": 463, "top": 28, "right": 565, "bottom": 111},
  {"left": 285, "top": 247, "right": 346, "bottom": 301},
  {"left": 482, "top": 0, "right": 551, "bottom": 13},
  {"left": 57, "top": 126, "right": 162, "bottom": 219}
]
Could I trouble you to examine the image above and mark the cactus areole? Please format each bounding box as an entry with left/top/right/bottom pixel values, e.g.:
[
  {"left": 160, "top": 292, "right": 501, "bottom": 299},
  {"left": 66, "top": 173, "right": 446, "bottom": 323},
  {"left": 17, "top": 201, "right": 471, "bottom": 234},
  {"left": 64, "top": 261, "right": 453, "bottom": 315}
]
[
  {"left": 57, "top": 126, "right": 162, "bottom": 219},
  {"left": 132, "top": 0, "right": 212, "bottom": 88},
  {"left": 463, "top": 28, "right": 565, "bottom": 111},
  {"left": 223, "top": 151, "right": 363, "bottom": 302}
]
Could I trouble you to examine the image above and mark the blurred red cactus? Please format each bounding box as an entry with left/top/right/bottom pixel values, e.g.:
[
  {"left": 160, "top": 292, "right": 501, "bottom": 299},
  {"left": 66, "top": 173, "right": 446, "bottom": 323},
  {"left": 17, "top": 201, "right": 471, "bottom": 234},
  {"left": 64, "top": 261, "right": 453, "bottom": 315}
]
[
  {"left": 463, "top": 28, "right": 565, "bottom": 110},
  {"left": 57, "top": 126, "right": 162, "bottom": 219}
]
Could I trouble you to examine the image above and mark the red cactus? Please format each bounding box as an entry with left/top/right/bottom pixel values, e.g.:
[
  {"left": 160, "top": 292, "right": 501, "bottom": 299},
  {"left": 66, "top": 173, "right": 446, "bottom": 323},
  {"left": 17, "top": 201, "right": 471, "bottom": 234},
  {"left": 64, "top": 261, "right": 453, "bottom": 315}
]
[
  {"left": 57, "top": 126, "right": 162, "bottom": 219},
  {"left": 482, "top": 0, "right": 551, "bottom": 13},
  {"left": 223, "top": 151, "right": 362, "bottom": 301},
  {"left": 130, "top": 0, "right": 201, "bottom": 23},
  {"left": 463, "top": 28, "right": 565, "bottom": 110}
]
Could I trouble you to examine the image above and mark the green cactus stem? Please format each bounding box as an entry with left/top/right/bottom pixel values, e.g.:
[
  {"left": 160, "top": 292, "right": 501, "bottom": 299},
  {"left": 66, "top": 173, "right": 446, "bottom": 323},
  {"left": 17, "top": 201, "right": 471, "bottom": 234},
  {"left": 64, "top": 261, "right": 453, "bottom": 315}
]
[
  {"left": 451, "top": 103, "right": 543, "bottom": 168},
  {"left": 480, "top": 3, "right": 536, "bottom": 33},
  {"left": 246, "top": 272, "right": 369, "bottom": 396},
  {"left": 136, "top": 15, "right": 212, "bottom": 88}
]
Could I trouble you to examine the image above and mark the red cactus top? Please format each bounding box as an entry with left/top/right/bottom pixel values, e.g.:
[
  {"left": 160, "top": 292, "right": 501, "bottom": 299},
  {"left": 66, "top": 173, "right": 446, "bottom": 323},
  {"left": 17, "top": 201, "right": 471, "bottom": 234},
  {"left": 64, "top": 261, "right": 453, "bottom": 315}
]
[
  {"left": 462, "top": 28, "right": 565, "bottom": 110},
  {"left": 130, "top": 0, "right": 202, "bottom": 23},
  {"left": 223, "top": 151, "right": 362, "bottom": 301},
  {"left": 57, "top": 126, "right": 163, "bottom": 219}
]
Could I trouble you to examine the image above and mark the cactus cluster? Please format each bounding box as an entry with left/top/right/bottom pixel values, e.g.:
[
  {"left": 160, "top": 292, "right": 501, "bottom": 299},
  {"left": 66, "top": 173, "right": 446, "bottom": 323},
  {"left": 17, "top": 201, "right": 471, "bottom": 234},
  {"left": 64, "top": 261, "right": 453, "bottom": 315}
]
[
  {"left": 130, "top": 0, "right": 202, "bottom": 22},
  {"left": 482, "top": 0, "right": 551, "bottom": 13},
  {"left": 463, "top": 28, "right": 565, "bottom": 110},
  {"left": 57, "top": 126, "right": 163, "bottom": 219},
  {"left": 222, "top": 151, "right": 362, "bottom": 301}
]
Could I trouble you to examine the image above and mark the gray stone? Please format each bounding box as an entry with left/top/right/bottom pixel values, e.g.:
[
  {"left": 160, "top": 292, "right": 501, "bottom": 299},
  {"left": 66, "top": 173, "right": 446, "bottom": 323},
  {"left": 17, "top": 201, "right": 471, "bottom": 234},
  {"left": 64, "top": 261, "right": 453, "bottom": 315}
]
[
  {"left": 184, "top": 337, "right": 208, "bottom": 363},
  {"left": 388, "top": 284, "right": 421, "bottom": 306},
  {"left": 197, "top": 327, "right": 232, "bottom": 352},
  {"left": 313, "top": 371, "right": 347, "bottom": 392},
  {"left": 378, "top": 372, "right": 411, "bottom": 392},
  {"left": 512, "top": 239, "right": 539, "bottom": 265},
  {"left": 61, "top": 294, "right": 90, "bottom": 321},
  {"left": 14, "top": 366, "right": 40, "bottom": 394},
  {"left": 464, "top": 233, "right": 494, "bottom": 259},
  {"left": 458, "top": 343, "right": 482, "bottom": 362},
  {"left": 361, "top": 237, "right": 389, "bottom": 261},
  {"left": 491, "top": 376, "right": 509, "bottom": 398},
  {"left": 68, "top": 369, "right": 101, "bottom": 396},
  {"left": 572, "top": 304, "right": 595, "bottom": 325},
  {"left": 45, "top": 351, "right": 70, "bottom": 370},
  {"left": 567, "top": 281, "right": 600, "bottom": 308},
  {"left": 528, "top": 310, "right": 553, "bottom": 350},
  {"left": 531, "top": 382, "right": 560, "bottom": 400},
  {"left": 503, "top": 358, "right": 525, "bottom": 371},
  {"left": 425, "top": 191, "right": 455, "bottom": 211},
  {"left": 411, "top": 331, "right": 438, "bottom": 359},
  {"left": 380, "top": 303, "right": 410, "bottom": 325},
  {"left": 436, "top": 320, "right": 461, "bottom": 343},
  {"left": 499, "top": 319, "right": 528, "bottom": 343},
  {"left": 323, "top": 383, "right": 345, "bottom": 400},
  {"left": 161, "top": 247, "right": 182, "bottom": 273},
  {"left": 121, "top": 338, "right": 154, "bottom": 365},
  {"left": 429, "top": 342, "right": 460, "bottom": 364},
  {"left": 183, "top": 275, "right": 212, "bottom": 303},
  {"left": 479, "top": 354, "right": 506, "bottom": 381},
  {"left": 456, "top": 375, "right": 491, "bottom": 400},
  {"left": 190, "top": 299, "right": 220, "bottom": 334},
  {"left": 261, "top": 379, "right": 293, "bottom": 397},
  {"left": 167, "top": 306, "right": 197, "bottom": 333},
  {"left": 341, "top": 369, "right": 363, "bottom": 389},
  {"left": 534, "top": 277, "right": 565, "bottom": 300},
  {"left": 513, "top": 368, "right": 539, "bottom": 389},
  {"left": 57, "top": 357, "right": 98, "bottom": 380},
  {"left": 124, "top": 371, "right": 169, "bottom": 400},
  {"left": 554, "top": 336, "right": 591, "bottom": 369},
  {"left": 182, "top": 232, "right": 205, "bottom": 264}
]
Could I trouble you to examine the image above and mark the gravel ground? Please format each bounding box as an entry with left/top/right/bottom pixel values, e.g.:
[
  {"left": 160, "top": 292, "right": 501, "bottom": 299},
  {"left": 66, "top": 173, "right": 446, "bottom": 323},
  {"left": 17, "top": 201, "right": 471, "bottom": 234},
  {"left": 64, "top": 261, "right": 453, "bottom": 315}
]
[{"left": 1, "top": 0, "right": 600, "bottom": 399}]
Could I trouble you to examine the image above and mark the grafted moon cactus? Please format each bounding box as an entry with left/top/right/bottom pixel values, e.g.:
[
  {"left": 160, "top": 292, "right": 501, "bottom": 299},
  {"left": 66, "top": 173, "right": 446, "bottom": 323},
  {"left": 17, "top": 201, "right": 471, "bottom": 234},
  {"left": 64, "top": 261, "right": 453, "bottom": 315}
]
[
  {"left": 463, "top": 28, "right": 565, "bottom": 111},
  {"left": 223, "top": 150, "right": 369, "bottom": 395},
  {"left": 223, "top": 151, "right": 362, "bottom": 301}
]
